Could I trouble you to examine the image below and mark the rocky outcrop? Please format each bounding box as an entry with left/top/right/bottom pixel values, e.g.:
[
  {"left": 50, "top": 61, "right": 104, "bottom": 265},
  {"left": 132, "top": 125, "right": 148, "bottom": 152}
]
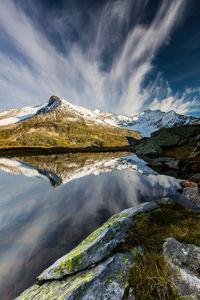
[
  {"left": 163, "top": 238, "right": 200, "bottom": 299},
  {"left": 15, "top": 201, "right": 200, "bottom": 299},
  {"left": 16, "top": 202, "right": 159, "bottom": 299},
  {"left": 16, "top": 252, "right": 135, "bottom": 300},
  {"left": 135, "top": 125, "right": 200, "bottom": 179},
  {"left": 38, "top": 203, "right": 155, "bottom": 281}
]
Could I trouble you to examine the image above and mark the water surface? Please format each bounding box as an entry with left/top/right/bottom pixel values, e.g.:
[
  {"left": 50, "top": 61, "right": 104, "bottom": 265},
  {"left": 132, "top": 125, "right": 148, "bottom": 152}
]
[{"left": 0, "top": 152, "right": 187, "bottom": 299}]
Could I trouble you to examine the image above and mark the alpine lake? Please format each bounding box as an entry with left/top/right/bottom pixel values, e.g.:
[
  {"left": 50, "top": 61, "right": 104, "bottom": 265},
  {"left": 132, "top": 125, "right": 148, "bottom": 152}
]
[{"left": 0, "top": 151, "right": 198, "bottom": 300}]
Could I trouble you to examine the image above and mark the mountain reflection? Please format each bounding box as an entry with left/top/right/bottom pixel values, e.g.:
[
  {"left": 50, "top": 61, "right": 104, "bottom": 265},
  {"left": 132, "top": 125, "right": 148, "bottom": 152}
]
[{"left": 0, "top": 152, "right": 155, "bottom": 187}]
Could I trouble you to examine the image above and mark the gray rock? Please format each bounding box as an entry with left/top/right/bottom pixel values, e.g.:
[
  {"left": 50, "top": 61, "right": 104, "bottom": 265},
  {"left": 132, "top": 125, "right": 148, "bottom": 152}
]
[
  {"left": 16, "top": 252, "right": 137, "bottom": 300},
  {"left": 183, "top": 186, "right": 200, "bottom": 207},
  {"left": 38, "top": 202, "right": 157, "bottom": 281},
  {"left": 163, "top": 237, "right": 200, "bottom": 299}
]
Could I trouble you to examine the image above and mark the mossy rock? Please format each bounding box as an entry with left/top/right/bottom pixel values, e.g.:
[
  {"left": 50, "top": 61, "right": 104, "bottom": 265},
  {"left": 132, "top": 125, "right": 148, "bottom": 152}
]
[
  {"left": 38, "top": 202, "right": 157, "bottom": 281},
  {"left": 16, "top": 252, "right": 135, "bottom": 300}
]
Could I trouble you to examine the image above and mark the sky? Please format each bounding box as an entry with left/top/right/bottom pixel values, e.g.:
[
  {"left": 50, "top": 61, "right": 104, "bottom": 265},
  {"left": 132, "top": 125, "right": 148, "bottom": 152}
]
[{"left": 0, "top": 0, "right": 199, "bottom": 116}]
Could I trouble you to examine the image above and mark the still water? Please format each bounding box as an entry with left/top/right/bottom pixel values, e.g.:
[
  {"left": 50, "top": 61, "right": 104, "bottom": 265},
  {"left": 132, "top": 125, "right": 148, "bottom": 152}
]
[{"left": 0, "top": 152, "right": 187, "bottom": 299}]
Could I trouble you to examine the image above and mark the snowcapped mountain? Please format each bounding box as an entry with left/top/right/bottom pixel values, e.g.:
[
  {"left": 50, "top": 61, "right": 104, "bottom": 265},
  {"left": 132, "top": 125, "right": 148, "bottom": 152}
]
[
  {"left": 0, "top": 103, "right": 46, "bottom": 126},
  {"left": 0, "top": 96, "right": 118, "bottom": 128},
  {"left": 112, "top": 109, "right": 200, "bottom": 137},
  {"left": 0, "top": 96, "right": 140, "bottom": 150},
  {"left": 0, "top": 96, "right": 199, "bottom": 137}
]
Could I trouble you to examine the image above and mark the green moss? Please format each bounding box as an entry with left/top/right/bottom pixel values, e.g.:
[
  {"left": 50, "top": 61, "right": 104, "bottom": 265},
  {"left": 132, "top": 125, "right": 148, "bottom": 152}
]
[
  {"left": 47, "top": 212, "right": 130, "bottom": 277},
  {"left": 125, "top": 258, "right": 129, "bottom": 265},
  {"left": 57, "top": 270, "right": 95, "bottom": 300},
  {"left": 130, "top": 247, "right": 139, "bottom": 255}
]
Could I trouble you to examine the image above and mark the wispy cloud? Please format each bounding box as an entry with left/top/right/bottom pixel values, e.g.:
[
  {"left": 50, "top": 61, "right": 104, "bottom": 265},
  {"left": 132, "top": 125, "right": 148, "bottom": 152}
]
[
  {"left": 149, "top": 87, "right": 200, "bottom": 114},
  {"left": 0, "top": 0, "right": 197, "bottom": 115}
]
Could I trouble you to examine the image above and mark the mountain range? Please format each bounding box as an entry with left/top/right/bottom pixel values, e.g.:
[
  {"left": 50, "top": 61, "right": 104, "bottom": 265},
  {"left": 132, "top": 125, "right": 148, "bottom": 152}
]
[{"left": 0, "top": 95, "right": 199, "bottom": 151}]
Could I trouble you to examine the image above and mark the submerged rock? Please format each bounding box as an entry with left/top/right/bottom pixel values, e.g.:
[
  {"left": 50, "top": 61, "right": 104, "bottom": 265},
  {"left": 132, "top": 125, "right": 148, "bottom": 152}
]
[
  {"left": 16, "top": 252, "right": 136, "bottom": 300},
  {"left": 38, "top": 202, "right": 157, "bottom": 281},
  {"left": 163, "top": 237, "right": 200, "bottom": 299}
]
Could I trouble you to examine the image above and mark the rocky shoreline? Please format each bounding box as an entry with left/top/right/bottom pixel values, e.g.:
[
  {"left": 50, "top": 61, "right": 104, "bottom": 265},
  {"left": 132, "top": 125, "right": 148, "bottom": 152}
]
[{"left": 16, "top": 198, "right": 200, "bottom": 300}]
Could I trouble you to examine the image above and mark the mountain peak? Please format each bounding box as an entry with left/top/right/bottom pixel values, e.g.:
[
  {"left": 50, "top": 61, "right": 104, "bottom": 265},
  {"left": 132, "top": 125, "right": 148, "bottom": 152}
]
[
  {"left": 48, "top": 95, "right": 62, "bottom": 106},
  {"left": 36, "top": 96, "right": 62, "bottom": 115}
]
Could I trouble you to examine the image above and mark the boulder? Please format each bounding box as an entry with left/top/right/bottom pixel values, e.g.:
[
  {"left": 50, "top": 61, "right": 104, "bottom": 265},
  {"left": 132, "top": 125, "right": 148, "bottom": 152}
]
[
  {"left": 135, "top": 140, "right": 163, "bottom": 157},
  {"left": 38, "top": 202, "right": 157, "bottom": 281},
  {"left": 182, "top": 186, "right": 200, "bottom": 207},
  {"left": 163, "top": 238, "right": 200, "bottom": 299},
  {"left": 16, "top": 252, "right": 136, "bottom": 300}
]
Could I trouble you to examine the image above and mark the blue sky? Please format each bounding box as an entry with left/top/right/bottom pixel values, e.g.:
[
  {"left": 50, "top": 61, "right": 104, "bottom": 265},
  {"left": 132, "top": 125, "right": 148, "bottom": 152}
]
[{"left": 0, "top": 0, "right": 199, "bottom": 116}]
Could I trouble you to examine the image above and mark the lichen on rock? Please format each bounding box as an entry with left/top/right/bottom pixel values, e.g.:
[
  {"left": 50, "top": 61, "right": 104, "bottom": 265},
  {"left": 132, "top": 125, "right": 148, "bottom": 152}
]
[
  {"left": 38, "top": 202, "right": 157, "bottom": 281},
  {"left": 163, "top": 237, "right": 200, "bottom": 299},
  {"left": 16, "top": 252, "right": 136, "bottom": 300}
]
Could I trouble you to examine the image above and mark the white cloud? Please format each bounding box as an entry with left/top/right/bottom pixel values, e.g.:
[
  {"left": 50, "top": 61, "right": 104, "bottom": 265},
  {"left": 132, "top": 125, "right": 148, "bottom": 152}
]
[
  {"left": 0, "top": 0, "right": 197, "bottom": 115},
  {"left": 149, "top": 87, "right": 200, "bottom": 114}
]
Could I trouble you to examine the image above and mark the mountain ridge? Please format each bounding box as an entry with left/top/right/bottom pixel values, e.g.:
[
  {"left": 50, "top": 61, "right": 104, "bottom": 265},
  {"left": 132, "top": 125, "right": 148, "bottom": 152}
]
[
  {"left": 0, "top": 96, "right": 141, "bottom": 151},
  {"left": 0, "top": 96, "right": 199, "bottom": 137}
]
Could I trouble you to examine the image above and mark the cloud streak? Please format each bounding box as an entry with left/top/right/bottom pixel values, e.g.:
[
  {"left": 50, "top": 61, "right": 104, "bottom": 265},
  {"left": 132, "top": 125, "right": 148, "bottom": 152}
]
[{"left": 0, "top": 0, "right": 197, "bottom": 115}]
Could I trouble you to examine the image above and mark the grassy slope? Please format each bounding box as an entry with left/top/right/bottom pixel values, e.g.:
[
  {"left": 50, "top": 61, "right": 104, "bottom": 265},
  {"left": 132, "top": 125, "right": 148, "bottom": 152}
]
[
  {"left": 0, "top": 109, "right": 141, "bottom": 150},
  {"left": 118, "top": 202, "right": 200, "bottom": 300}
]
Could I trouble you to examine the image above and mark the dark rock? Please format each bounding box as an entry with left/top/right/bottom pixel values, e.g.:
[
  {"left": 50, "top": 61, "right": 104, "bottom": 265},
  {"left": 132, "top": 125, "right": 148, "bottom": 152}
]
[{"left": 135, "top": 140, "right": 163, "bottom": 157}]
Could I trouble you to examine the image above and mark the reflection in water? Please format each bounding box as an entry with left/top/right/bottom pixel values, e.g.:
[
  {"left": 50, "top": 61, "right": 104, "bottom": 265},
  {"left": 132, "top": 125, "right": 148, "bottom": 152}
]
[
  {"left": 0, "top": 152, "right": 183, "bottom": 299},
  {"left": 0, "top": 152, "right": 155, "bottom": 187}
]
